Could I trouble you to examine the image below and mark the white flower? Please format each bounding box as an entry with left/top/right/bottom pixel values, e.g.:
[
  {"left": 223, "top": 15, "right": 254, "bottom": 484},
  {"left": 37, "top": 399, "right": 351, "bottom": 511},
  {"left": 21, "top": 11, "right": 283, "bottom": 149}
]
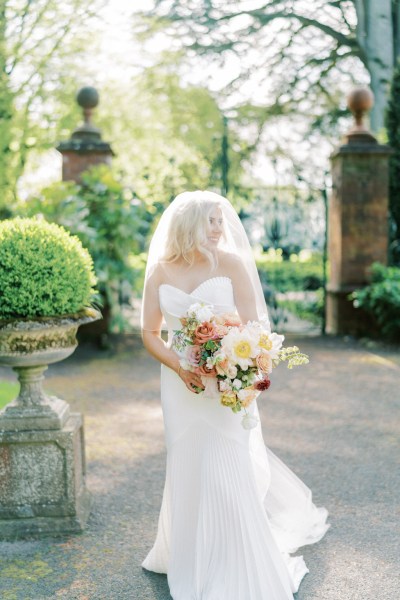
[
  {"left": 238, "top": 388, "right": 249, "bottom": 401},
  {"left": 259, "top": 314, "right": 271, "bottom": 333},
  {"left": 221, "top": 327, "right": 259, "bottom": 370},
  {"left": 219, "top": 379, "right": 232, "bottom": 392},
  {"left": 241, "top": 413, "right": 259, "bottom": 430},
  {"left": 268, "top": 332, "right": 285, "bottom": 359},
  {"left": 206, "top": 356, "right": 216, "bottom": 368},
  {"left": 188, "top": 302, "right": 214, "bottom": 323},
  {"left": 226, "top": 364, "right": 238, "bottom": 379},
  {"left": 245, "top": 320, "right": 263, "bottom": 333},
  {"left": 232, "top": 378, "right": 242, "bottom": 390}
]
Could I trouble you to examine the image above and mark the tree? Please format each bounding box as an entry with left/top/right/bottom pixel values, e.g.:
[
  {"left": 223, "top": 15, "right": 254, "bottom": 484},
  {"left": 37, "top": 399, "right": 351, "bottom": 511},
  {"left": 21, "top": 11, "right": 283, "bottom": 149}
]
[
  {"left": 139, "top": 0, "right": 399, "bottom": 133},
  {"left": 94, "top": 66, "right": 257, "bottom": 207},
  {"left": 0, "top": 0, "right": 104, "bottom": 216},
  {"left": 0, "top": 0, "right": 15, "bottom": 217}
]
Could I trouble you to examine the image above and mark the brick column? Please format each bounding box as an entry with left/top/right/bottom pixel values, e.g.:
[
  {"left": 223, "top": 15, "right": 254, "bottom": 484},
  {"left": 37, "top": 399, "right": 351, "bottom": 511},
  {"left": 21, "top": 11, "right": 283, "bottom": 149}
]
[
  {"left": 326, "top": 88, "right": 392, "bottom": 335},
  {"left": 57, "top": 87, "right": 114, "bottom": 343},
  {"left": 57, "top": 86, "right": 114, "bottom": 182}
]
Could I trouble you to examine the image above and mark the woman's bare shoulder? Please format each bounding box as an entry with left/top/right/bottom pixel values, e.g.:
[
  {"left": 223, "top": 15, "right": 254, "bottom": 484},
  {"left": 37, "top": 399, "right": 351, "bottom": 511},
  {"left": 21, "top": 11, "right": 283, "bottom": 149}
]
[
  {"left": 218, "top": 250, "right": 245, "bottom": 273},
  {"left": 149, "top": 260, "right": 186, "bottom": 286},
  {"left": 147, "top": 262, "right": 167, "bottom": 287}
]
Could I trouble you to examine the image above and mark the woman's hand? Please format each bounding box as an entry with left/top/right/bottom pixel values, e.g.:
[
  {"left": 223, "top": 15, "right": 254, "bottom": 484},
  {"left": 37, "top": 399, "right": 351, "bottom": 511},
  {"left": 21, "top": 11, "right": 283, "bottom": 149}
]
[{"left": 178, "top": 366, "right": 205, "bottom": 394}]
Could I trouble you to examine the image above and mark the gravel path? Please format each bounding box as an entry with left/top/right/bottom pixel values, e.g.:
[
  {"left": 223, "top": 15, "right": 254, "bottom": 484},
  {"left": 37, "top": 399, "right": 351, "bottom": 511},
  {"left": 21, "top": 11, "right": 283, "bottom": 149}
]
[{"left": 0, "top": 334, "right": 399, "bottom": 600}]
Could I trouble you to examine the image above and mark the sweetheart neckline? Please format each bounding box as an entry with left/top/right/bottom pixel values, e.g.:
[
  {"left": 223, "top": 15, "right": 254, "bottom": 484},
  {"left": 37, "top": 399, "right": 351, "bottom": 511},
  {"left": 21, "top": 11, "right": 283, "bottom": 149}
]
[{"left": 159, "top": 276, "right": 232, "bottom": 296}]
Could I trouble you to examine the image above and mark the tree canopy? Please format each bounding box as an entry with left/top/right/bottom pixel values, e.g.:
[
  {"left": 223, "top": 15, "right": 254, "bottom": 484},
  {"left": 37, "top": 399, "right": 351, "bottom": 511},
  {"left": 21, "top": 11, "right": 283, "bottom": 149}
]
[
  {"left": 138, "top": 0, "right": 400, "bottom": 133},
  {"left": 0, "top": 0, "right": 105, "bottom": 216},
  {"left": 87, "top": 65, "right": 258, "bottom": 206}
]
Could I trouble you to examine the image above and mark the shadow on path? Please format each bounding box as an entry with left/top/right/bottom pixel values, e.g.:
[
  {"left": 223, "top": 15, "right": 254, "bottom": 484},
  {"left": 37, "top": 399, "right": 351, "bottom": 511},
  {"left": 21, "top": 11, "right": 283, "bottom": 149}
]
[{"left": 0, "top": 334, "right": 398, "bottom": 599}]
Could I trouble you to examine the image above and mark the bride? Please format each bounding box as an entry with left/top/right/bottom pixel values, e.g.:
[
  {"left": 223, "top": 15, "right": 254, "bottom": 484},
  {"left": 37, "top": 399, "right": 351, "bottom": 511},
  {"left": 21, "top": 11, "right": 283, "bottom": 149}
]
[{"left": 141, "top": 190, "right": 329, "bottom": 600}]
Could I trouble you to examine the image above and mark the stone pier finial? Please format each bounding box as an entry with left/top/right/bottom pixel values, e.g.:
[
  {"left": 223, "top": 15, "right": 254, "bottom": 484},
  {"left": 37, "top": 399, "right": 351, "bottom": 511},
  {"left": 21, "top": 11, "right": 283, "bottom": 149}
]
[
  {"left": 345, "top": 87, "right": 377, "bottom": 144},
  {"left": 57, "top": 85, "right": 114, "bottom": 182},
  {"left": 72, "top": 86, "right": 101, "bottom": 140}
]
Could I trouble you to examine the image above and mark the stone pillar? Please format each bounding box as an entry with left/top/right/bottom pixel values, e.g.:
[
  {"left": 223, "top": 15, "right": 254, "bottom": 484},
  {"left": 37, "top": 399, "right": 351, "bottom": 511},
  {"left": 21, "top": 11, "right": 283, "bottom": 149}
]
[
  {"left": 57, "top": 86, "right": 114, "bottom": 183},
  {"left": 326, "top": 88, "right": 392, "bottom": 335}
]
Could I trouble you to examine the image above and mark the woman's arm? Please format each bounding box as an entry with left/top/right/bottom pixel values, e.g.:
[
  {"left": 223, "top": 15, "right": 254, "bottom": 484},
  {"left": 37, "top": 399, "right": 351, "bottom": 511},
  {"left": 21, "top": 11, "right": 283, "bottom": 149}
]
[
  {"left": 223, "top": 254, "right": 259, "bottom": 323},
  {"left": 141, "top": 270, "right": 205, "bottom": 393}
]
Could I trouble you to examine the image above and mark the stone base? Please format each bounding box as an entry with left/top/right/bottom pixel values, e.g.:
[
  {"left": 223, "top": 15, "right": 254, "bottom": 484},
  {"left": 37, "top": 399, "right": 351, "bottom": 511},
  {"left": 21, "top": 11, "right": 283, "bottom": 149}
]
[
  {"left": 0, "top": 413, "right": 91, "bottom": 540},
  {"left": 0, "top": 396, "right": 71, "bottom": 432}
]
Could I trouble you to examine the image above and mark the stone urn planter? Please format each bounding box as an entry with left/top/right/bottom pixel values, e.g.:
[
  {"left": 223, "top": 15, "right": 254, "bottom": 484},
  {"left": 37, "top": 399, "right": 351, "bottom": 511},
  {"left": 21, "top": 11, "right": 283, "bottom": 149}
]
[
  {"left": 0, "top": 310, "right": 99, "bottom": 431},
  {"left": 0, "top": 217, "right": 100, "bottom": 539}
]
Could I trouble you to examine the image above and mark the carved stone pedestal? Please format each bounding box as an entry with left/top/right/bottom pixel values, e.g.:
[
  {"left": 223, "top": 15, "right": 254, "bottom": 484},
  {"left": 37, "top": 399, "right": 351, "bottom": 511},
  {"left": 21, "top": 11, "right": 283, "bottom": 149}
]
[
  {"left": 0, "top": 313, "right": 98, "bottom": 539},
  {"left": 0, "top": 414, "right": 91, "bottom": 539}
]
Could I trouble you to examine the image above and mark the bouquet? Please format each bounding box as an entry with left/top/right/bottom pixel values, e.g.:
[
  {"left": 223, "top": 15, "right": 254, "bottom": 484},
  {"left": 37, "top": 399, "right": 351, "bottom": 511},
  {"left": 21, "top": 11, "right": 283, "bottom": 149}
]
[{"left": 172, "top": 302, "right": 309, "bottom": 430}]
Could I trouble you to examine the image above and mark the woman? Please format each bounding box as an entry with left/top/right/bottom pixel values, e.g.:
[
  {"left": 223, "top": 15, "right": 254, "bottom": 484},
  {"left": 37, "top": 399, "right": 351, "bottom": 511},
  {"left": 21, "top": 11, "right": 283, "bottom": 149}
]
[{"left": 141, "top": 191, "right": 329, "bottom": 600}]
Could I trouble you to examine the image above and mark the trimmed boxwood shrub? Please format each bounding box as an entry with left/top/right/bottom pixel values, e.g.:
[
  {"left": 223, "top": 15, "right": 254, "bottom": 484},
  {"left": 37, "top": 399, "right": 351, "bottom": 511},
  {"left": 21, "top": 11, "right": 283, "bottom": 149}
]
[{"left": 0, "top": 217, "right": 97, "bottom": 319}]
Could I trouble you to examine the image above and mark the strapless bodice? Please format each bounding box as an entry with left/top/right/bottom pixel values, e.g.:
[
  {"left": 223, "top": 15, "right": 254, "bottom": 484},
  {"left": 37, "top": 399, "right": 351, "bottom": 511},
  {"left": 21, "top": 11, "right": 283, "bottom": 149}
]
[{"left": 158, "top": 276, "right": 235, "bottom": 340}]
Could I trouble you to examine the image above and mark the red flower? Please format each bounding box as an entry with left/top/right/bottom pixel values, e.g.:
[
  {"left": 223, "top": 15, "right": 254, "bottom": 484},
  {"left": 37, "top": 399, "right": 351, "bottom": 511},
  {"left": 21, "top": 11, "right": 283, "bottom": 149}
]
[{"left": 253, "top": 378, "right": 271, "bottom": 391}]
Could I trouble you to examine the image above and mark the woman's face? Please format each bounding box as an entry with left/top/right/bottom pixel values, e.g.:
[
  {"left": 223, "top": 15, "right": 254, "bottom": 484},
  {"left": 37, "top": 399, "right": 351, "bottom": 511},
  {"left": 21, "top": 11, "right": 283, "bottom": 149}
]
[{"left": 206, "top": 206, "right": 223, "bottom": 248}]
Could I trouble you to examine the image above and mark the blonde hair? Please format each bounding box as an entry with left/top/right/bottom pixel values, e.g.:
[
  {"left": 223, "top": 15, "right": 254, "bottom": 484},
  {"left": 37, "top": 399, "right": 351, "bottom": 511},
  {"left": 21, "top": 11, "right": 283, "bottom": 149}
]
[{"left": 162, "top": 192, "right": 225, "bottom": 269}]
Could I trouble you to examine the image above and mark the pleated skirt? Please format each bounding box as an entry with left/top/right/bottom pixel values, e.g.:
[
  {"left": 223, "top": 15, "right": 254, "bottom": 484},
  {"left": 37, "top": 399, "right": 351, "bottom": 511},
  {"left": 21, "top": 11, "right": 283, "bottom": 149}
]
[{"left": 142, "top": 366, "right": 329, "bottom": 600}]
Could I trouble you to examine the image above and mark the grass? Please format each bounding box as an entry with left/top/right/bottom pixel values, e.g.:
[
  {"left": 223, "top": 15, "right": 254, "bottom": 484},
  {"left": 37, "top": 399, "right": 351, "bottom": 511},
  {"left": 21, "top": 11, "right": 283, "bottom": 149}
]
[{"left": 0, "top": 380, "right": 19, "bottom": 410}]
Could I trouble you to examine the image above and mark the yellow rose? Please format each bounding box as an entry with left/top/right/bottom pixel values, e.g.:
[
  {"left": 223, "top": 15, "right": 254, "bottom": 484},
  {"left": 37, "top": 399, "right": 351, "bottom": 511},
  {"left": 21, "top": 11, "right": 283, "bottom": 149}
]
[{"left": 220, "top": 392, "right": 237, "bottom": 407}]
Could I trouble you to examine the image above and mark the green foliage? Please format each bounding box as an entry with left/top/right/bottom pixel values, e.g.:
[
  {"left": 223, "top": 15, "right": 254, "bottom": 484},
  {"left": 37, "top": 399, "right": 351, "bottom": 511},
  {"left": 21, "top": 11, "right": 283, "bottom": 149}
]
[
  {"left": 255, "top": 249, "right": 325, "bottom": 330},
  {"left": 279, "top": 290, "right": 324, "bottom": 327},
  {"left": 96, "top": 68, "right": 254, "bottom": 207},
  {"left": 20, "top": 166, "right": 151, "bottom": 331},
  {"left": 0, "top": 12, "right": 15, "bottom": 218},
  {"left": 243, "top": 189, "right": 326, "bottom": 255},
  {"left": 0, "top": 0, "right": 104, "bottom": 208},
  {"left": 351, "top": 263, "right": 400, "bottom": 340},
  {"left": 0, "top": 217, "right": 97, "bottom": 319},
  {"left": 256, "top": 250, "right": 324, "bottom": 292},
  {"left": 386, "top": 61, "right": 400, "bottom": 265}
]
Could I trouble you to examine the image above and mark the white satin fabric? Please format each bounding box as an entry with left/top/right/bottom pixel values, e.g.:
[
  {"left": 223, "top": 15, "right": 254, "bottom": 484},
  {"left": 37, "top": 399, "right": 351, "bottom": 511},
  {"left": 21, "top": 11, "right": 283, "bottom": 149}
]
[{"left": 142, "top": 277, "right": 329, "bottom": 600}]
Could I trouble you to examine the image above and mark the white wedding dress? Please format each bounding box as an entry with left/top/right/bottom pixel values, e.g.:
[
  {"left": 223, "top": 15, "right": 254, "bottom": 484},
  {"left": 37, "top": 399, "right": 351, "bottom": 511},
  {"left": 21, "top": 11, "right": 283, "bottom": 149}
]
[{"left": 142, "top": 276, "right": 329, "bottom": 600}]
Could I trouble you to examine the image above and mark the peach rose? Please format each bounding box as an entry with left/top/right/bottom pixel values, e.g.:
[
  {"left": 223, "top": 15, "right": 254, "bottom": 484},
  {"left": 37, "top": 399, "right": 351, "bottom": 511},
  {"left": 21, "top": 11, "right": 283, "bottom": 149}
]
[
  {"left": 238, "top": 387, "right": 258, "bottom": 408},
  {"left": 214, "top": 324, "right": 229, "bottom": 338},
  {"left": 223, "top": 314, "right": 242, "bottom": 327},
  {"left": 198, "top": 362, "right": 217, "bottom": 377},
  {"left": 214, "top": 313, "right": 241, "bottom": 327},
  {"left": 215, "top": 357, "right": 230, "bottom": 376},
  {"left": 193, "top": 322, "right": 217, "bottom": 345},
  {"left": 224, "top": 315, "right": 241, "bottom": 327},
  {"left": 256, "top": 352, "right": 272, "bottom": 374}
]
